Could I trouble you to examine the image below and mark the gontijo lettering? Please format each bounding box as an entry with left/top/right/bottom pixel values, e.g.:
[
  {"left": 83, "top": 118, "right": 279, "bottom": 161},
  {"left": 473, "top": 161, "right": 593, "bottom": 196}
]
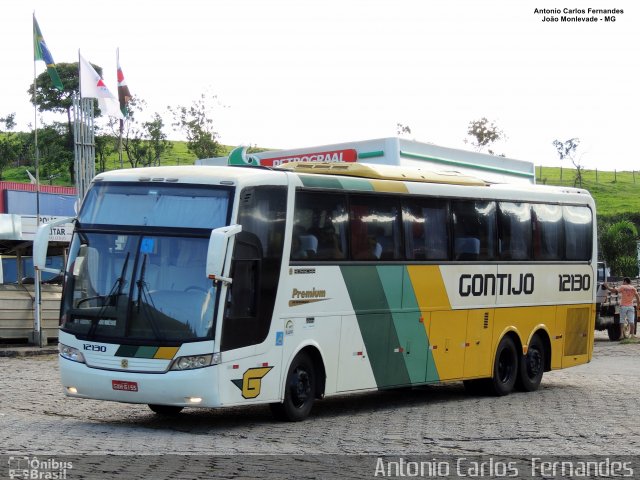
[{"left": 459, "top": 273, "right": 535, "bottom": 297}]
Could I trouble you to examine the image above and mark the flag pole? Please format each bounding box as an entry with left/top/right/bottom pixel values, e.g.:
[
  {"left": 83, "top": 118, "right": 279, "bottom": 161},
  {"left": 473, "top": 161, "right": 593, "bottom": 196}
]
[
  {"left": 32, "top": 12, "right": 43, "bottom": 347},
  {"left": 117, "top": 48, "right": 124, "bottom": 169},
  {"left": 32, "top": 14, "right": 41, "bottom": 227}
]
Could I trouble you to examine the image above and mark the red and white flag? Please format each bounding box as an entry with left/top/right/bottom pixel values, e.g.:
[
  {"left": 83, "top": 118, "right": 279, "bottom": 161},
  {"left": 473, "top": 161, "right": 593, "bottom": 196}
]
[
  {"left": 117, "top": 51, "right": 132, "bottom": 117},
  {"left": 79, "top": 54, "right": 123, "bottom": 119}
]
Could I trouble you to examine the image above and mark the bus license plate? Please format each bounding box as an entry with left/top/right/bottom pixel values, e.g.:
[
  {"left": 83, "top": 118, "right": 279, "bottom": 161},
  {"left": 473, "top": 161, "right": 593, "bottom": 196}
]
[{"left": 112, "top": 380, "right": 138, "bottom": 392}]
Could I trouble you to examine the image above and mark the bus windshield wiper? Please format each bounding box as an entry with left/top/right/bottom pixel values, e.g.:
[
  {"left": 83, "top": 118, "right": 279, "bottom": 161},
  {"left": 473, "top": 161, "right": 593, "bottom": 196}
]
[
  {"left": 135, "top": 254, "right": 164, "bottom": 341},
  {"left": 87, "top": 252, "right": 129, "bottom": 336},
  {"left": 114, "top": 252, "right": 130, "bottom": 300}
]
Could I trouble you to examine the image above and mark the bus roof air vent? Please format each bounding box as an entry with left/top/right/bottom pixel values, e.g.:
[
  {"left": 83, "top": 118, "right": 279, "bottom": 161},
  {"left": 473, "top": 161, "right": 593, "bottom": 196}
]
[{"left": 276, "top": 161, "right": 487, "bottom": 186}]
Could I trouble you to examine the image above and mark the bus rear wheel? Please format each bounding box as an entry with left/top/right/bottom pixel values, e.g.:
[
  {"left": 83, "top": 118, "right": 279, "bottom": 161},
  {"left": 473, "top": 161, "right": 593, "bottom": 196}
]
[
  {"left": 488, "top": 336, "right": 518, "bottom": 396},
  {"left": 148, "top": 404, "right": 184, "bottom": 416},
  {"left": 516, "top": 334, "right": 545, "bottom": 392},
  {"left": 270, "top": 352, "right": 316, "bottom": 422}
]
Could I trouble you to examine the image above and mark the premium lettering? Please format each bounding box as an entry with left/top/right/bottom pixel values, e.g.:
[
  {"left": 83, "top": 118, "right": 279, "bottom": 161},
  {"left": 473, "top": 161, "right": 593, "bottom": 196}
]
[{"left": 291, "top": 288, "right": 326, "bottom": 299}]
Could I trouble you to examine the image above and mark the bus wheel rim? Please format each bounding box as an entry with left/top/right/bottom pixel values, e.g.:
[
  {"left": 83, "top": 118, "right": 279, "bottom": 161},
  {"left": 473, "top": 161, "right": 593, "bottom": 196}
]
[
  {"left": 526, "top": 348, "right": 543, "bottom": 378},
  {"left": 290, "top": 368, "right": 311, "bottom": 408}
]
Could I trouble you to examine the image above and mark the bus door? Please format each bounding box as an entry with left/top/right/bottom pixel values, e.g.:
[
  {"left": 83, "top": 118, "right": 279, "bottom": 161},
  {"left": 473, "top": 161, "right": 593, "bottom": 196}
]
[{"left": 217, "top": 186, "right": 287, "bottom": 404}]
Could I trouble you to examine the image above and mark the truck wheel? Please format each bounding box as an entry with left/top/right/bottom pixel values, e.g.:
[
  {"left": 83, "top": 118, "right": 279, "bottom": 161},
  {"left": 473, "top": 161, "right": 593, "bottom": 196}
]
[
  {"left": 487, "top": 336, "right": 518, "bottom": 396},
  {"left": 148, "top": 404, "right": 184, "bottom": 416},
  {"left": 607, "top": 324, "right": 621, "bottom": 341},
  {"left": 516, "top": 334, "right": 545, "bottom": 392},
  {"left": 270, "top": 352, "right": 316, "bottom": 422}
]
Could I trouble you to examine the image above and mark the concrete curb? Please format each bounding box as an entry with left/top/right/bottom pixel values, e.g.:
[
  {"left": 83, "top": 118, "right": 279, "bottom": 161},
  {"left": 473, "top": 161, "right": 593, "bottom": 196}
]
[{"left": 0, "top": 346, "right": 58, "bottom": 357}]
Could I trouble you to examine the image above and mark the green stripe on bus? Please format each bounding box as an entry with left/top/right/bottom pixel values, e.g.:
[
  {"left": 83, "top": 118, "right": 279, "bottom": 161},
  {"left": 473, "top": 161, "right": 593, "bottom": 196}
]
[
  {"left": 115, "top": 345, "right": 138, "bottom": 357},
  {"left": 299, "top": 174, "right": 343, "bottom": 189},
  {"left": 341, "top": 266, "right": 411, "bottom": 388},
  {"left": 114, "top": 345, "right": 160, "bottom": 359},
  {"left": 377, "top": 266, "right": 438, "bottom": 384},
  {"left": 401, "top": 267, "right": 439, "bottom": 382},
  {"left": 299, "top": 174, "right": 374, "bottom": 191},
  {"left": 135, "top": 346, "right": 159, "bottom": 358},
  {"left": 378, "top": 266, "right": 423, "bottom": 384},
  {"left": 338, "top": 177, "right": 374, "bottom": 191}
]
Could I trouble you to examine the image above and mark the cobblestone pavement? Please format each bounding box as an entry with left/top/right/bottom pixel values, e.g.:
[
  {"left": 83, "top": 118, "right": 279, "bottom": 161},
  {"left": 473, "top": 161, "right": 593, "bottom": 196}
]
[{"left": 0, "top": 333, "right": 639, "bottom": 477}]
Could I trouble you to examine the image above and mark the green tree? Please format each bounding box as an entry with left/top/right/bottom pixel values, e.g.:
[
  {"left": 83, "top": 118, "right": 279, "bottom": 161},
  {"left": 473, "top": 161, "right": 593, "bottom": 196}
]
[
  {"left": 144, "top": 113, "right": 172, "bottom": 166},
  {"left": 169, "top": 94, "right": 225, "bottom": 159},
  {"left": 33, "top": 122, "right": 73, "bottom": 184},
  {"left": 0, "top": 113, "right": 21, "bottom": 180},
  {"left": 111, "top": 96, "right": 147, "bottom": 168},
  {"left": 600, "top": 220, "right": 639, "bottom": 278},
  {"left": 552, "top": 138, "right": 582, "bottom": 187},
  {"left": 95, "top": 129, "right": 117, "bottom": 173},
  {"left": 28, "top": 62, "right": 107, "bottom": 181},
  {"left": 111, "top": 97, "right": 172, "bottom": 168},
  {"left": 465, "top": 117, "right": 505, "bottom": 155}
]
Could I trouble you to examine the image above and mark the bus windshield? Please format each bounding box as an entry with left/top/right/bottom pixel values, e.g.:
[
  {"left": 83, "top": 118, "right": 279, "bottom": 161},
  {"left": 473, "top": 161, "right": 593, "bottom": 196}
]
[
  {"left": 60, "top": 183, "right": 232, "bottom": 343},
  {"left": 79, "top": 182, "right": 231, "bottom": 229}
]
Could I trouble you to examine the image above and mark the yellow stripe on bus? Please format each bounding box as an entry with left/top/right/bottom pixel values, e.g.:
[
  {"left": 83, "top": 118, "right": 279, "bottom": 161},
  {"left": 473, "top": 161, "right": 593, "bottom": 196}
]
[
  {"left": 370, "top": 179, "right": 409, "bottom": 193},
  {"left": 406, "top": 265, "right": 451, "bottom": 311},
  {"left": 154, "top": 347, "right": 180, "bottom": 360}
]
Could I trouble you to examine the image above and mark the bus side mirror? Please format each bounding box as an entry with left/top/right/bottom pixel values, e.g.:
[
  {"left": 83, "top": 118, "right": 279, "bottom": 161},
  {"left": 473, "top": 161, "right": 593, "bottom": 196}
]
[
  {"left": 206, "top": 224, "right": 242, "bottom": 285},
  {"left": 33, "top": 217, "right": 75, "bottom": 274}
]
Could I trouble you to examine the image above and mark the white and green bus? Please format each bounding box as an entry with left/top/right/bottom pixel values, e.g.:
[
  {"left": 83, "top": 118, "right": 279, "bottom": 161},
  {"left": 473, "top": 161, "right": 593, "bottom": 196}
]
[{"left": 36, "top": 161, "right": 596, "bottom": 421}]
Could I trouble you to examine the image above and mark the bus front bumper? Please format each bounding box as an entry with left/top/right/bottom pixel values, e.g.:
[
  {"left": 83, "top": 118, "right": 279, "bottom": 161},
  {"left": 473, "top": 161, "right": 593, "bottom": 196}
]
[{"left": 59, "top": 356, "right": 221, "bottom": 408}]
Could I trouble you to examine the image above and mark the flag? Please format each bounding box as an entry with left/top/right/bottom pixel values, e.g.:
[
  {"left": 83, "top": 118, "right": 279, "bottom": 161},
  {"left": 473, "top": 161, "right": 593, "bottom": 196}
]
[
  {"left": 26, "top": 169, "right": 37, "bottom": 184},
  {"left": 33, "top": 15, "right": 64, "bottom": 91},
  {"left": 117, "top": 52, "right": 132, "bottom": 117},
  {"left": 79, "top": 54, "right": 124, "bottom": 119}
]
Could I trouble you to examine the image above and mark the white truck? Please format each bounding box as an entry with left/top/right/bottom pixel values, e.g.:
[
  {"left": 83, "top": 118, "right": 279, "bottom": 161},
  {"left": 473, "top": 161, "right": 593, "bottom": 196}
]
[{"left": 595, "top": 263, "right": 638, "bottom": 340}]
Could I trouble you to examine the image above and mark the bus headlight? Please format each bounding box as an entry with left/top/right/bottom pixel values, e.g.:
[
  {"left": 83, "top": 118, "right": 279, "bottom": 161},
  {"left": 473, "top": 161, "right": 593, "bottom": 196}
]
[
  {"left": 59, "top": 343, "right": 86, "bottom": 363},
  {"left": 170, "top": 354, "right": 213, "bottom": 371}
]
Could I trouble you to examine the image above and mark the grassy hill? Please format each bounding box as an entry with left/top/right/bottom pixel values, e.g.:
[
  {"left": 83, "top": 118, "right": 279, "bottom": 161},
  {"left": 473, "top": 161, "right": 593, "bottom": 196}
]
[
  {"left": 535, "top": 165, "right": 640, "bottom": 222},
  {"left": 3, "top": 143, "right": 639, "bottom": 222}
]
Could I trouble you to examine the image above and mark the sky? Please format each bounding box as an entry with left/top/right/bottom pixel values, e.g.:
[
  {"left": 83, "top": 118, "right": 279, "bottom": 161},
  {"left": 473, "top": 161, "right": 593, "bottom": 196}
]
[{"left": 2, "top": 0, "right": 638, "bottom": 170}]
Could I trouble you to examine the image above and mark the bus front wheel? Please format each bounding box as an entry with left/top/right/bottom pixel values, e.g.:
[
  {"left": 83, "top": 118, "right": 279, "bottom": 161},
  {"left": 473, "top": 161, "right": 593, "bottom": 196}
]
[
  {"left": 148, "top": 404, "right": 184, "bottom": 416},
  {"left": 488, "top": 336, "right": 518, "bottom": 396},
  {"left": 270, "top": 352, "right": 316, "bottom": 422}
]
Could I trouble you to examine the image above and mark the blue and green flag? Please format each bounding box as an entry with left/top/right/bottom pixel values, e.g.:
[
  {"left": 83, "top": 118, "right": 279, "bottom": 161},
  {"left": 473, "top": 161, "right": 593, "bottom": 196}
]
[{"left": 33, "top": 15, "right": 64, "bottom": 91}]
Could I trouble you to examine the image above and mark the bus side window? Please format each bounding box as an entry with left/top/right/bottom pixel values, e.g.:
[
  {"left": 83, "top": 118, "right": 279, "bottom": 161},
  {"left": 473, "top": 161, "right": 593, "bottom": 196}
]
[
  {"left": 402, "top": 199, "right": 449, "bottom": 261},
  {"left": 532, "top": 204, "right": 563, "bottom": 261},
  {"left": 563, "top": 206, "right": 592, "bottom": 261},
  {"left": 349, "top": 195, "right": 402, "bottom": 261},
  {"left": 452, "top": 200, "right": 497, "bottom": 261},
  {"left": 498, "top": 202, "right": 532, "bottom": 261},
  {"left": 293, "top": 191, "right": 347, "bottom": 261}
]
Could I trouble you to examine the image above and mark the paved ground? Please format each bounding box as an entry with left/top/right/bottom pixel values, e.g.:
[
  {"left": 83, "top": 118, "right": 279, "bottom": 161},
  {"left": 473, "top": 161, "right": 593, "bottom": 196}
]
[{"left": 1, "top": 332, "right": 639, "bottom": 478}]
